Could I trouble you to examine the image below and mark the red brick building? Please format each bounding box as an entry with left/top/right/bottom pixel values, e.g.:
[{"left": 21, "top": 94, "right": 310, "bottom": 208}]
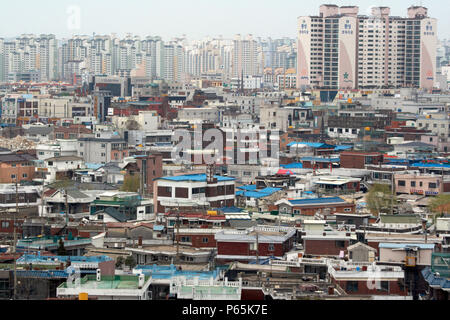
[
  {"left": 302, "top": 232, "right": 355, "bottom": 256},
  {"left": 340, "top": 151, "right": 384, "bottom": 169},
  {"left": 215, "top": 226, "right": 296, "bottom": 263},
  {"left": 174, "top": 229, "right": 219, "bottom": 248},
  {"left": 0, "top": 152, "right": 36, "bottom": 183}
]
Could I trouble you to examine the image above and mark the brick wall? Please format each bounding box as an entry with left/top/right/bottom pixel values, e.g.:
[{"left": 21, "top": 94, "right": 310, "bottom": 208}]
[
  {"left": 176, "top": 233, "right": 217, "bottom": 248},
  {"left": 304, "top": 239, "right": 349, "bottom": 256}
]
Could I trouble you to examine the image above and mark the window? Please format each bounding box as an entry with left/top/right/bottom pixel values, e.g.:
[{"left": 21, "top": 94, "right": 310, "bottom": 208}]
[
  {"left": 268, "top": 243, "right": 275, "bottom": 251},
  {"left": 411, "top": 181, "right": 416, "bottom": 187},
  {"left": 346, "top": 281, "right": 359, "bottom": 292},
  {"left": 398, "top": 180, "right": 405, "bottom": 187},
  {"left": 181, "top": 236, "right": 191, "bottom": 243},
  {"left": 202, "top": 237, "right": 209, "bottom": 243},
  {"left": 380, "top": 281, "right": 389, "bottom": 292},
  {"left": 11, "top": 175, "right": 16, "bottom": 179},
  {"left": 335, "top": 240, "right": 346, "bottom": 248},
  {"left": 22, "top": 173, "right": 27, "bottom": 178},
  {"left": 1, "top": 222, "right": 10, "bottom": 229},
  {"left": 429, "top": 182, "right": 437, "bottom": 189}
]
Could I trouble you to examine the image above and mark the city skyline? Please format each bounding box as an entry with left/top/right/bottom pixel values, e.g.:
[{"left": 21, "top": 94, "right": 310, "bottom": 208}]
[{"left": 1, "top": 0, "right": 449, "bottom": 40}]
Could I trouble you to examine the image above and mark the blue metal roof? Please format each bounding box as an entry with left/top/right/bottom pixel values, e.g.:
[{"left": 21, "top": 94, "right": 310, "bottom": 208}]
[
  {"left": 422, "top": 268, "right": 450, "bottom": 289},
  {"left": 301, "top": 157, "right": 340, "bottom": 163},
  {"left": 17, "top": 254, "right": 113, "bottom": 264},
  {"left": 134, "top": 264, "right": 220, "bottom": 280},
  {"left": 85, "top": 163, "right": 104, "bottom": 170},
  {"left": 287, "top": 142, "right": 336, "bottom": 149},
  {"left": 379, "top": 243, "right": 435, "bottom": 250},
  {"left": 237, "top": 185, "right": 258, "bottom": 191},
  {"left": 281, "top": 163, "right": 303, "bottom": 169},
  {"left": 218, "top": 206, "right": 243, "bottom": 213},
  {"left": 158, "top": 174, "right": 235, "bottom": 182},
  {"left": 287, "top": 197, "right": 345, "bottom": 205},
  {"left": 153, "top": 225, "right": 164, "bottom": 231},
  {"left": 335, "top": 145, "right": 353, "bottom": 151},
  {"left": 236, "top": 187, "right": 281, "bottom": 199},
  {"left": 411, "top": 162, "right": 450, "bottom": 168}
]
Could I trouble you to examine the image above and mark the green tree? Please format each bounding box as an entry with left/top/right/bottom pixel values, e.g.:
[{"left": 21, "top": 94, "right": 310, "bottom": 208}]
[
  {"left": 366, "top": 184, "right": 396, "bottom": 216},
  {"left": 115, "top": 256, "right": 125, "bottom": 268},
  {"left": 57, "top": 238, "right": 67, "bottom": 256},
  {"left": 429, "top": 194, "right": 450, "bottom": 223},
  {"left": 124, "top": 256, "right": 137, "bottom": 269},
  {"left": 121, "top": 175, "right": 140, "bottom": 193}
]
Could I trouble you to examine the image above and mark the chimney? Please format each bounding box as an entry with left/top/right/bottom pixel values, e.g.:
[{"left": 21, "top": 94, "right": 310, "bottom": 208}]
[{"left": 96, "top": 269, "right": 101, "bottom": 282}]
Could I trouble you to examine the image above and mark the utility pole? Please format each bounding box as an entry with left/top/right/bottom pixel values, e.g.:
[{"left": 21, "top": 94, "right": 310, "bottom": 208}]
[
  {"left": 176, "top": 207, "right": 180, "bottom": 265},
  {"left": 13, "top": 172, "right": 18, "bottom": 300},
  {"left": 65, "top": 186, "right": 69, "bottom": 232},
  {"left": 255, "top": 229, "right": 259, "bottom": 264}
]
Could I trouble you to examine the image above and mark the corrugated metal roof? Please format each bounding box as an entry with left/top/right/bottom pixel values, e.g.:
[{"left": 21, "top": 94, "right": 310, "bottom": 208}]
[
  {"left": 379, "top": 243, "right": 435, "bottom": 250},
  {"left": 288, "top": 197, "right": 346, "bottom": 205},
  {"left": 281, "top": 163, "right": 303, "bottom": 169}
]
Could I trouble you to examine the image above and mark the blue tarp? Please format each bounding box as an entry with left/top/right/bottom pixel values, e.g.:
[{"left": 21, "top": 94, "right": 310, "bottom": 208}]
[{"left": 281, "top": 163, "right": 303, "bottom": 169}]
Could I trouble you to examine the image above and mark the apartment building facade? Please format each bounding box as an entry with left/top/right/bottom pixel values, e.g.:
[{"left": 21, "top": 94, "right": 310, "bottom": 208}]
[{"left": 297, "top": 5, "right": 437, "bottom": 90}]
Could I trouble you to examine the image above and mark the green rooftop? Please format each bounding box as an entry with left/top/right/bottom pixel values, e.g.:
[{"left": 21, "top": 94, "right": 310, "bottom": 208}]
[{"left": 59, "top": 275, "right": 150, "bottom": 290}]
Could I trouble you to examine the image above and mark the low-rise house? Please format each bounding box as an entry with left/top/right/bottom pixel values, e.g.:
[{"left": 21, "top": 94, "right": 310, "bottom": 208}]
[
  {"left": 328, "top": 261, "right": 407, "bottom": 297},
  {"left": 127, "top": 245, "right": 215, "bottom": 265},
  {"left": 44, "top": 188, "right": 94, "bottom": 216},
  {"left": 312, "top": 176, "right": 361, "bottom": 195},
  {"left": 155, "top": 173, "right": 236, "bottom": 213},
  {"left": 57, "top": 273, "right": 152, "bottom": 300},
  {"left": 16, "top": 236, "right": 92, "bottom": 256},
  {"left": 302, "top": 230, "right": 357, "bottom": 257},
  {"left": 394, "top": 172, "right": 443, "bottom": 196},
  {"left": 275, "top": 197, "right": 356, "bottom": 216},
  {"left": 347, "top": 242, "right": 377, "bottom": 262},
  {"left": 0, "top": 151, "right": 36, "bottom": 183},
  {"left": 0, "top": 184, "right": 40, "bottom": 212},
  {"left": 421, "top": 253, "right": 450, "bottom": 300},
  {"left": 236, "top": 186, "right": 283, "bottom": 209},
  {"left": 436, "top": 217, "right": 450, "bottom": 234},
  {"left": 378, "top": 243, "right": 435, "bottom": 267},
  {"left": 174, "top": 228, "right": 220, "bottom": 249},
  {"left": 89, "top": 191, "right": 142, "bottom": 221},
  {"left": 37, "top": 156, "right": 85, "bottom": 184},
  {"left": 340, "top": 151, "right": 384, "bottom": 169},
  {"left": 215, "top": 226, "right": 296, "bottom": 264}
]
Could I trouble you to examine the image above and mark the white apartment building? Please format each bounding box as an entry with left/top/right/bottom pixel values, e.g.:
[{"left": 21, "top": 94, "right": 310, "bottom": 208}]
[{"left": 232, "top": 34, "right": 260, "bottom": 78}]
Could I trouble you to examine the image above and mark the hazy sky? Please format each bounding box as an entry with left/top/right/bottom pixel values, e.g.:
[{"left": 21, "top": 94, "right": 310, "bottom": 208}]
[{"left": 1, "top": 0, "right": 449, "bottom": 40}]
